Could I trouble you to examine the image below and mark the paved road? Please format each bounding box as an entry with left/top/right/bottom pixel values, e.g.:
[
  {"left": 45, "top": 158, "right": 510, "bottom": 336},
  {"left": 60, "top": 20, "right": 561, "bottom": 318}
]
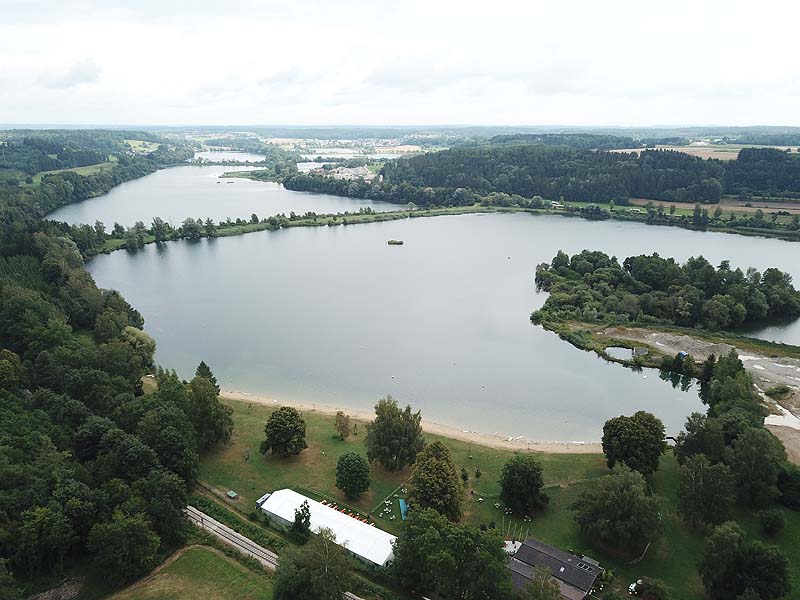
[{"left": 185, "top": 505, "right": 364, "bottom": 600}]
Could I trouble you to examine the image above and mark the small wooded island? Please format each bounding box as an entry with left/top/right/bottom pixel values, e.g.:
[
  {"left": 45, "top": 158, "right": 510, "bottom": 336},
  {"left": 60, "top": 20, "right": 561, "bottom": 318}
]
[{"left": 531, "top": 250, "right": 800, "bottom": 378}]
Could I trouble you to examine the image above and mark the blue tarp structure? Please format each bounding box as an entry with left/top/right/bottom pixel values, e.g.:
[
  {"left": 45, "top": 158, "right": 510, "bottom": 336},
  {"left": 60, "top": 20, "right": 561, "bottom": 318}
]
[{"left": 398, "top": 498, "right": 408, "bottom": 520}]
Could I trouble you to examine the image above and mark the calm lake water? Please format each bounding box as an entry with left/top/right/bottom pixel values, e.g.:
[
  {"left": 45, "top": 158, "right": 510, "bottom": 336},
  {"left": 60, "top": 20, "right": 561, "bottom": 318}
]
[
  {"left": 87, "top": 210, "right": 800, "bottom": 441},
  {"left": 46, "top": 166, "right": 399, "bottom": 227}
]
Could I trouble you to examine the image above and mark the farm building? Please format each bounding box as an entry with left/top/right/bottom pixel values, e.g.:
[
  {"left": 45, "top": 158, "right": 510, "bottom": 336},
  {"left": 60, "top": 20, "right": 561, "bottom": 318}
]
[
  {"left": 508, "top": 538, "right": 603, "bottom": 599},
  {"left": 256, "top": 489, "right": 396, "bottom": 566}
]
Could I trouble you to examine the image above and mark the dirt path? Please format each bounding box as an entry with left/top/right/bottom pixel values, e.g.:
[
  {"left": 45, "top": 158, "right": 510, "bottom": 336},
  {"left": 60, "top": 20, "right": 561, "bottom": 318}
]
[
  {"left": 600, "top": 327, "right": 800, "bottom": 413},
  {"left": 221, "top": 390, "right": 603, "bottom": 454},
  {"left": 111, "top": 545, "right": 209, "bottom": 599}
]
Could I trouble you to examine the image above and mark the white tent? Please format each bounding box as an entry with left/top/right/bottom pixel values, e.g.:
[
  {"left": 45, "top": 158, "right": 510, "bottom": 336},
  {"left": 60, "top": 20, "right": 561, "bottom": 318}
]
[{"left": 258, "top": 488, "right": 396, "bottom": 566}]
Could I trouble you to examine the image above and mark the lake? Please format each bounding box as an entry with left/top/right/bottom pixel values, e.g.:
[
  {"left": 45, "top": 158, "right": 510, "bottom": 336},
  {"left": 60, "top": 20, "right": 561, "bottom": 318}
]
[
  {"left": 46, "top": 165, "right": 400, "bottom": 227},
  {"left": 87, "top": 210, "right": 800, "bottom": 442}
]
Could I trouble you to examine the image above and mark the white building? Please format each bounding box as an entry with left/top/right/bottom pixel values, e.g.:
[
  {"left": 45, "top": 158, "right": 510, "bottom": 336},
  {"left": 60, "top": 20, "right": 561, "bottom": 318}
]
[{"left": 256, "top": 489, "right": 396, "bottom": 567}]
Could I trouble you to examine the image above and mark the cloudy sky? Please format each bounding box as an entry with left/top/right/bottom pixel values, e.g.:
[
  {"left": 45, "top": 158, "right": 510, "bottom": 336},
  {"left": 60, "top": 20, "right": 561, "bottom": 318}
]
[{"left": 2, "top": 0, "right": 798, "bottom": 126}]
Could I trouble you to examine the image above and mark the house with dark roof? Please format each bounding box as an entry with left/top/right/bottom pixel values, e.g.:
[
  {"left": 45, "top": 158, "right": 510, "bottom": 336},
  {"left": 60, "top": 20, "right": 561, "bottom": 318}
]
[{"left": 508, "top": 538, "right": 603, "bottom": 600}]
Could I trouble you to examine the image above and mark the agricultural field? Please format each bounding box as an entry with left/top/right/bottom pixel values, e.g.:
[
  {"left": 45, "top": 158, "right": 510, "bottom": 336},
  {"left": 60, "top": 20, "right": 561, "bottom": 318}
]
[
  {"left": 111, "top": 546, "right": 273, "bottom": 600},
  {"left": 611, "top": 144, "right": 799, "bottom": 161},
  {"left": 628, "top": 197, "right": 800, "bottom": 216}
]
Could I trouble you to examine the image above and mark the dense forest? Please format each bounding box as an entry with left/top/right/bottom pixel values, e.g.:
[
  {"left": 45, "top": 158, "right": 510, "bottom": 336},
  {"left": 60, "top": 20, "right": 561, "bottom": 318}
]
[
  {"left": 488, "top": 133, "right": 639, "bottom": 150},
  {"left": 283, "top": 139, "right": 800, "bottom": 214},
  {"left": 0, "top": 130, "right": 231, "bottom": 596},
  {"left": 382, "top": 145, "right": 729, "bottom": 203},
  {"left": 0, "top": 134, "right": 192, "bottom": 240},
  {"left": 531, "top": 251, "right": 800, "bottom": 330},
  {"left": 0, "top": 130, "right": 172, "bottom": 177},
  {"left": 384, "top": 143, "right": 800, "bottom": 202}
]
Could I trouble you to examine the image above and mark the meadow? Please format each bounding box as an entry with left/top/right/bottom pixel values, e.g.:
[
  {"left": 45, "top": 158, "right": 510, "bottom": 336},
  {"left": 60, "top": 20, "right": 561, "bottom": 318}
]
[
  {"left": 111, "top": 546, "right": 274, "bottom": 600},
  {"left": 197, "top": 398, "right": 800, "bottom": 599}
]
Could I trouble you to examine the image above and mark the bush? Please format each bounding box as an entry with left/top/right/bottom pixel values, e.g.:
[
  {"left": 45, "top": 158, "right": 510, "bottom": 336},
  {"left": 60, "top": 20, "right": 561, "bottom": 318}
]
[
  {"left": 777, "top": 462, "right": 800, "bottom": 510},
  {"left": 190, "top": 494, "right": 285, "bottom": 551},
  {"left": 764, "top": 384, "right": 791, "bottom": 398},
  {"left": 758, "top": 508, "right": 785, "bottom": 536}
]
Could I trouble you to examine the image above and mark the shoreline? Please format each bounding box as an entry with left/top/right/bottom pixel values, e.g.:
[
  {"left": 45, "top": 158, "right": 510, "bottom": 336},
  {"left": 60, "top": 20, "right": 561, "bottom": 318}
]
[{"left": 220, "top": 389, "right": 603, "bottom": 454}]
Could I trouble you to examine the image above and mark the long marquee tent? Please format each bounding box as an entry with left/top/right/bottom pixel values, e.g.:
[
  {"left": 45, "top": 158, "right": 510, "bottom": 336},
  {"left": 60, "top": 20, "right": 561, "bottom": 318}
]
[{"left": 256, "top": 488, "right": 397, "bottom": 566}]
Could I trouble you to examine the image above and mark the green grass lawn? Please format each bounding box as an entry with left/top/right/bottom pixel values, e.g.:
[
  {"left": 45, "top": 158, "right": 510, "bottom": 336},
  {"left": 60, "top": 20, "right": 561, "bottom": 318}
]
[
  {"left": 111, "top": 546, "right": 273, "bottom": 600},
  {"left": 201, "top": 399, "right": 800, "bottom": 599},
  {"left": 31, "top": 161, "right": 116, "bottom": 184},
  {"left": 124, "top": 139, "right": 160, "bottom": 154}
]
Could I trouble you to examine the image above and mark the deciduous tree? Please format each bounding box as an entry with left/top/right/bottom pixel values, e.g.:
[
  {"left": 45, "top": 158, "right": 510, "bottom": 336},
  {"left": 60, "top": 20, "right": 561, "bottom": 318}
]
[
  {"left": 88, "top": 512, "right": 159, "bottom": 584},
  {"left": 700, "top": 522, "right": 790, "bottom": 600},
  {"left": 290, "top": 500, "right": 312, "bottom": 544},
  {"left": 602, "top": 411, "right": 666, "bottom": 476},
  {"left": 499, "top": 455, "right": 549, "bottom": 516},
  {"left": 364, "top": 396, "right": 424, "bottom": 471},
  {"left": 520, "top": 566, "right": 561, "bottom": 600},
  {"left": 334, "top": 410, "right": 351, "bottom": 440},
  {"left": 728, "top": 427, "right": 786, "bottom": 506},
  {"left": 335, "top": 451, "right": 370, "bottom": 499},
  {"left": 392, "top": 508, "right": 513, "bottom": 600},
  {"left": 569, "top": 464, "right": 661, "bottom": 550},
  {"left": 408, "top": 441, "right": 462, "bottom": 521},
  {"left": 274, "top": 527, "right": 351, "bottom": 600},
  {"left": 260, "top": 406, "right": 308, "bottom": 458},
  {"left": 676, "top": 454, "right": 735, "bottom": 527}
]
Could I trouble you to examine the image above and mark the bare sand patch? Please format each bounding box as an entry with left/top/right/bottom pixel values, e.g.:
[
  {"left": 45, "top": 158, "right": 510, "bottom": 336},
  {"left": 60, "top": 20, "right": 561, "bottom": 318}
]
[
  {"left": 221, "top": 390, "right": 602, "bottom": 454},
  {"left": 767, "top": 425, "right": 800, "bottom": 465}
]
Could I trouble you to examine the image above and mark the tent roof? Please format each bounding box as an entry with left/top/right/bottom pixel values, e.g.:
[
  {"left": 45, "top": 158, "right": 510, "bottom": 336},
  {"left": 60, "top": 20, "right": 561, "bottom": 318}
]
[{"left": 260, "top": 489, "right": 396, "bottom": 566}]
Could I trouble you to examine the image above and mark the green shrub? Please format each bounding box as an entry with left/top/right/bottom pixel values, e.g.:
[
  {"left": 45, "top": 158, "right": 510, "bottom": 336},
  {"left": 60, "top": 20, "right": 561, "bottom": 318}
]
[
  {"left": 758, "top": 508, "right": 785, "bottom": 536},
  {"left": 765, "top": 384, "right": 791, "bottom": 398},
  {"left": 190, "top": 494, "right": 285, "bottom": 551},
  {"left": 777, "top": 462, "right": 800, "bottom": 510}
]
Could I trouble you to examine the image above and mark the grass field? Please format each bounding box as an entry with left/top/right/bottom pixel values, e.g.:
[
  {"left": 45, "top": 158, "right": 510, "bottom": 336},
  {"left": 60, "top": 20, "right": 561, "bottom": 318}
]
[
  {"left": 612, "top": 144, "right": 799, "bottom": 161},
  {"left": 629, "top": 197, "right": 800, "bottom": 216},
  {"left": 199, "top": 398, "right": 800, "bottom": 599},
  {"left": 124, "top": 139, "right": 161, "bottom": 153},
  {"left": 112, "top": 546, "right": 273, "bottom": 600},
  {"left": 31, "top": 161, "right": 116, "bottom": 184}
]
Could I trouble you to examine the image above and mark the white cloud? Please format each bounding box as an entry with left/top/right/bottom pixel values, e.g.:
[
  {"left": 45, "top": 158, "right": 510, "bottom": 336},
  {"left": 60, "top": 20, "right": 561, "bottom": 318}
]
[
  {"left": 1, "top": 0, "right": 799, "bottom": 125},
  {"left": 40, "top": 59, "right": 102, "bottom": 89}
]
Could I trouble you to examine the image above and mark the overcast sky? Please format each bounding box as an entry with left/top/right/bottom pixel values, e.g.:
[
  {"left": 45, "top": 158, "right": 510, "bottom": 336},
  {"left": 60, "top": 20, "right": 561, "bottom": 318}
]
[{"left": 2, "top": 0, "right": 799, "bottom": 127}]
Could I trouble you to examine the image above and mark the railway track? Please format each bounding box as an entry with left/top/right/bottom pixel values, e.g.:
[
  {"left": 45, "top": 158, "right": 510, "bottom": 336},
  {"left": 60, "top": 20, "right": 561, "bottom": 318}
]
[
  {"left": 185, "top": 505, "right": 365, "bottom": 600},
  {"left": 184, "top": 505, "right": 279, "bottom": 570}
]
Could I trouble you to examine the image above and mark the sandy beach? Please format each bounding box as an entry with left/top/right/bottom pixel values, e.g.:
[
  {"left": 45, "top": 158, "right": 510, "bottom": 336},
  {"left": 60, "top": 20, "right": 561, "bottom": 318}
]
[{"left": 221, "top": 389, "right": 603, "bottom": 454}]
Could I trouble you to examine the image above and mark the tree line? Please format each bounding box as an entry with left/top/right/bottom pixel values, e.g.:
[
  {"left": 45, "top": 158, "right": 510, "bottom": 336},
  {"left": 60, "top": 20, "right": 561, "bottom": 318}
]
[
  {"left": 531, "top": 250, "right": 800, "bottom": 330},
  {"left": 249, "top": 354, "right": 799, "bottom": 598},
  {"left": 284, "top": 141, "right": 800, "bottom": 210},
  {"left": 0, "top": 130, "right": 231, "bottom": 596},
  {"left": 0, "top": 129, "right": 163, "bottom": 177},
  {"left": 0, "top": 227, "right": 234, "bottom": 594}
]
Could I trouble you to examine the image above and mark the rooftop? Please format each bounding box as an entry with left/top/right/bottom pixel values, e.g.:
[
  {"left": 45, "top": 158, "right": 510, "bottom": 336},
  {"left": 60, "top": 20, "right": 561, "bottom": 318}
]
[
  {"left": 510, "top": 538, "right": 603, "bottom": 599},
  {"left": 257, "top": 489, "right": 396, "bottom": 566}
]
